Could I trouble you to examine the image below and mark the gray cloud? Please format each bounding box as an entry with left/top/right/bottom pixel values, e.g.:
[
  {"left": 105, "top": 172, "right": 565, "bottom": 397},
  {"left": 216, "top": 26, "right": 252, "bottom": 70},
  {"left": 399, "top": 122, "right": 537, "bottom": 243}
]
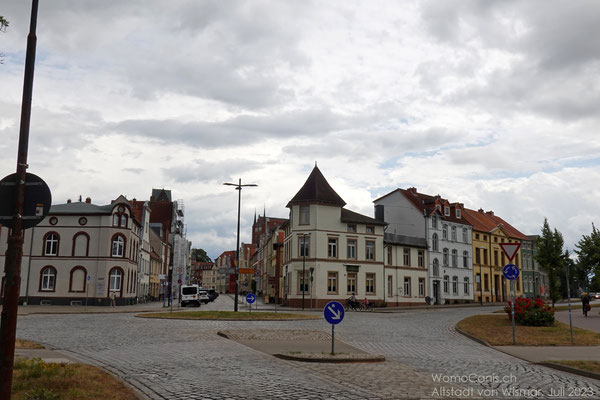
[{"left": 163, "top": 159, "right": 263, "bottom": 184}]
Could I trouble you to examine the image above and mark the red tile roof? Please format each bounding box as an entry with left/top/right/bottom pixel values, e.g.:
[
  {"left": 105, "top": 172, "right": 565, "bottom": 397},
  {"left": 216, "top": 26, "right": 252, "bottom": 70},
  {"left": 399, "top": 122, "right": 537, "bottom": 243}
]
[{"left": 462, "top": 208, "right": 529, "bottom": 240}]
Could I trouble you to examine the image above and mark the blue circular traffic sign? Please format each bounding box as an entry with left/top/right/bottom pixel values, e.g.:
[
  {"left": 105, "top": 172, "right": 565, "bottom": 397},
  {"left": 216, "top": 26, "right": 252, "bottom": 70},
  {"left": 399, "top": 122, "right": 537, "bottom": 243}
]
[
  {"left": 323, "top": 301, "right": 345, "bottom": 325},
  {"left": 246, "top": 293, "right": 256, "bottom": 304},
  {"left": 502, "top": 264, "right": 520, "bottom": 280}
]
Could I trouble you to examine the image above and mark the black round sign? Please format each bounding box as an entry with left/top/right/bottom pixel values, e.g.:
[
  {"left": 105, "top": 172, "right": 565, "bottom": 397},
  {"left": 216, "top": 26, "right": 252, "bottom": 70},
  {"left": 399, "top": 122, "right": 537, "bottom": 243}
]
[{"left": 0, "top": 172, "right": 52, "bottom": 229}]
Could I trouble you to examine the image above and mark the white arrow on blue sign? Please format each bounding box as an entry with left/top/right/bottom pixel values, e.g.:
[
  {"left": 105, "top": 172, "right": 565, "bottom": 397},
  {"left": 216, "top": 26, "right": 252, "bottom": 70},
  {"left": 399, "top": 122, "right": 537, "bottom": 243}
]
[
  {"left": 246, "top": 294, "right": 256, "bottom": 304},
  {"left": 323, "top": 301, "right": 345, "bottom": 325},
  {"left": 502, "top": 264, "right": 520, "bottom": 280}
]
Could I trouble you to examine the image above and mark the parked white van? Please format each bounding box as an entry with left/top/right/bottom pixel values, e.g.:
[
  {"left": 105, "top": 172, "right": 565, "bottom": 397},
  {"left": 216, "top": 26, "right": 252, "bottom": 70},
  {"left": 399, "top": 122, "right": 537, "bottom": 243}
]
[{"left": 180, "top": 285, "right": 202, "bottom": 307}]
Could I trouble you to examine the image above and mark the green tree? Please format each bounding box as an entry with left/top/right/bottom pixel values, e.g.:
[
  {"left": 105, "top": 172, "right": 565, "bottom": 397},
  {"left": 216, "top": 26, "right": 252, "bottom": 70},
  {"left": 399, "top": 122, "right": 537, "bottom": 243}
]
[
  {"left": 191, "top": 248, "right": 212, "bottom": 263},
  {"left": 535, "top": 219, "right": 564, "bottom": 307},
  {"left": 574, "top": 223, "right": 600, "bottom": 293}
]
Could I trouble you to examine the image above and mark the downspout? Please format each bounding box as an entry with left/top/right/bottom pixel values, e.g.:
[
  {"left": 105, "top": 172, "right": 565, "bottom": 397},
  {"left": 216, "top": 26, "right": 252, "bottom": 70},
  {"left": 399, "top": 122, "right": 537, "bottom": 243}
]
[
  {"left": 488, "top": 233, "right": 493, "bottom": 303},
  {"left": 25, "top": 226, "right": 34, "bottom": 305}
]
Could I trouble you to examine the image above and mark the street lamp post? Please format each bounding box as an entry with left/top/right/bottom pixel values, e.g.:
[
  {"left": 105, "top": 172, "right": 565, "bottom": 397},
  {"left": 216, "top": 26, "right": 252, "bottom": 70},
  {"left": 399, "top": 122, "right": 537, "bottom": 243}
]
[
  {"left": 310, "top": 267, "right": 314, "bottom": 309},
  {"left": 224, "top": 179, "right": 257, "bottom": 312}
]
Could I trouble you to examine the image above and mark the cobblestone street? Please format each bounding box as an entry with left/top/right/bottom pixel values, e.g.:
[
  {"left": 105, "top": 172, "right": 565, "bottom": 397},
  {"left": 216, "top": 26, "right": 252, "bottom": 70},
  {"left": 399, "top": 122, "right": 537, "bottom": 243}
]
[{"left": 15, "top": 298, "right": 600, "bottom": 399}]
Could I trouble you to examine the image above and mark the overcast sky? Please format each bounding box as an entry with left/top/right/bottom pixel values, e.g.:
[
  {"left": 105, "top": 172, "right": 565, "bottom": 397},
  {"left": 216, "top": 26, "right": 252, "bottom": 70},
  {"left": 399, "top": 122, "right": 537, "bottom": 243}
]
[{"left": 2, "top": 1, "right": 599, "bottom": 260}]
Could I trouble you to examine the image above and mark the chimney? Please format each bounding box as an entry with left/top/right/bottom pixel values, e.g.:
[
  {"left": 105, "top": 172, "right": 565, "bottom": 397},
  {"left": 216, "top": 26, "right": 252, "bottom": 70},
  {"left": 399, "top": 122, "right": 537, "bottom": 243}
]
[
  {"left": 478, "top": 208, "right": 484, "bottom": 213},
  {"left": 85, "top": 197, "right": 91, "bottom": 204},
  {"left": 67, "top": 199, "right": 71, "bottom": 203},
  {"left": 486, "top": 210, "right": 494, "bottom": 216},
  {"left": 407, "top": 187, "right": 417, "bottom": 195},
  {"left": 375, "top": 204, "right": 385, "bottom": 222}
]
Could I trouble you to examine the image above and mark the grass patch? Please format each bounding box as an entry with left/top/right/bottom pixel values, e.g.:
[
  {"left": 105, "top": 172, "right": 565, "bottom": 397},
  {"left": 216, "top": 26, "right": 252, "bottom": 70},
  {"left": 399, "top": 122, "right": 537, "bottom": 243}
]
[
  {"left": 12, "top": 358, "right": 138, "bottom": 400},
  {"left": 15, "top": 339, "right": 45, "bottom": 349},
  {"left": 457, "top": 315, "right": 600, "bottom": 346},
  {"left": 549, "top": 360, "right": 600, "bottom": 374},
  {"left": 140, "top": 310, "right": 320, "bottom": 320}
]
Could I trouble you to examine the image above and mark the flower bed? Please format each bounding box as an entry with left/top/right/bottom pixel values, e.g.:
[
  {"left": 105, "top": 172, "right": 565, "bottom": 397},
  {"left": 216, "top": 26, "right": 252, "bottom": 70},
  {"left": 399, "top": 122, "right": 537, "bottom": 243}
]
[{"left": 504, "top": 297, "right": 555, "bottom": 326}]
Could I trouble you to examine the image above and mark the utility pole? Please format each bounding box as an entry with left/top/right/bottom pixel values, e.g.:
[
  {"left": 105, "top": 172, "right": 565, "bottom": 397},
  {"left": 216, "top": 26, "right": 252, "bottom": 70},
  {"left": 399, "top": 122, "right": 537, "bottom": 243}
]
[{"left": 0, "top": 1, "right": 39, "bottom": 398}]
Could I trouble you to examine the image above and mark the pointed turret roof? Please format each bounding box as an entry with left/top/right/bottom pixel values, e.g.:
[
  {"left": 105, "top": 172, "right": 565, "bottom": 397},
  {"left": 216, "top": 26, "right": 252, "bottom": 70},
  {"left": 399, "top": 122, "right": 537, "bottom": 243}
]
[{"left": 287, "top": 166, "right": 346, "bottom": 208}]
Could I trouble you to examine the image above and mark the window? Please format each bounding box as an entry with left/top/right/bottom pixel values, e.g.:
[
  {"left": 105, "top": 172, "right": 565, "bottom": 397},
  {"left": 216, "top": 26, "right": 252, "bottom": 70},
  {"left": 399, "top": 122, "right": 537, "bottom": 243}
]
[
  {"left": 443, "top": 248, "right": 449, "bottom": 266},
  {"left": 347, "top": 239, "right": 356, "bottom": 259},
  {"left": 443, "top": 275, "right": 449, "bottom": 293},
  {"left": 327, "top": 272, "right": 338, "bottom": 293},
  {"left": 442, "top": 225, "right": 448, "bottom": 240},
  {"left": 109, "top": 268, "right": 122, "bottom": 292},
  {"left": 366, "top": 241, "right": 375, "bottom": 260},
  {"left": 463, "top": 228, "right": 468, "bottom": 243},
  {"left": 347, "top": 272, "right": 357, "bottom": 294},
  {"left": 404, "top": 277, "right": 411, "bottom": 296},
  {"left": 299, "top": 235, "right": 310, "bottom": 257},
  {"left": 387, "top": 246, "right": 392, "bottom": 265},
  {"left": 299, "top": 206, "right": 309, "bottom": 225},
  {"left": 452, "top": 276, "right": 458, "bottom": 294},
  {"left": 432, "top": 233, "right": 439, "bottom": 251},
  {"left": 494, "top": 250, "right": 498, "bottom": 266},
  {"left": 44, "top": 233, "right": 59, "bottom": 256},
  {"left": 432, "top": 216, "right": 438, "bottom": 229},
  {"left": 463, "top": 251, "right": 469, "bottom": 268},
  {"left": 444, "top": 206, "right": 450, "bottom": 216},
  {"left": 484, "top": 273, "right": 489, "bottom": 291},
  {"left": 112, "top": 235, "right": 125, "bottom": 257},
  {"left": 451, "top": 226, "right": 457, "bottom": 241},
  {"left": 40, "top": 266, "right": 56, "bottom": 291},
  {"left": 452, "top": 249, "right": 457, "bottom": 267},
  {"left": 464, "top": 277, "right": 470, "bottom": 294},
  {"left": 432, "top": 259, "right": 439, "bottom": 277},
  {"left": 347, "top": 224, "right": 356, "bottom": 232},
  {"left": 69, "top": 266, "right": 86, "bottom": 292},
  {"left": 476, "top": 274, "right": 481, "bottom": 291},
  {"left": 366, "top": 273, "right": 375, "bottom": 294},
  {"left": 328, "top": 238, "right": 338, "bottom": 258},
  {"left": 476, "top": 248, "right": 481, "bottom": 264},
  {"left": 418, "top": 250, "right": 424, "bottom": 267},
  {"left": 456, "top": 209, "right": 461, "bottom": 218},
  {"left": 419, "top": 278, "right": 425, "bottom": 296},
  {"left": 403, "top": 248, "right": 410, "bottom": 266},
  {"left": 113, "top": 214, "right": 119, "bottom": 226},
  {"left": 483, "top": 235, "right": 487, "bottom": 241},
  {"left": 297, "top": 270, "right": 309, "bottom": 294},
  {"left": 387, "top": 276, "right": 393, "bottom": 297},
  {"left": 475, "top": 233, "right": 480, "bottom": 240},
  {"left": 483, "top": 249, "right": 488, "bottom": 265},
  {"left": 72, "top": 233, "right": 89, "bottom": 257},
  {"left": 366, "top": 226, "right": 374, "bottom": 234},
  {"left": 120, "top": 214, "right": 128, "bottom": 228}
]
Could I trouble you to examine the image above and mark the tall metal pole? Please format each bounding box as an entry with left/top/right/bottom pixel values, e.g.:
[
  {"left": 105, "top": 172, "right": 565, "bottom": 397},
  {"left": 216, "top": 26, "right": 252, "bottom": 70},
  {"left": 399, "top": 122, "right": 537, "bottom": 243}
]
[
  {"left": 224, "top": 179, "right": 257, "bottom": 312},
  {"left": 0, "top": 2, "right": 39, "bottom": 398},
  {"left": 235, "top": 180, "right": 241, "bottom": 312},
  {"left": 566, "top": 263, "right": 574, "bottom": 344}
]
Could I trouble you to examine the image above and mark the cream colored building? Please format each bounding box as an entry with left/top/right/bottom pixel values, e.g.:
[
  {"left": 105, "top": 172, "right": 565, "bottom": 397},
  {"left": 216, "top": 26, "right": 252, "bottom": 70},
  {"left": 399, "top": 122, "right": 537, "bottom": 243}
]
[
  {"left": 0, "top": 196, "right": 141, "bottom": 306},
  {"left": 383, "top": 233, "right": 429, "bottom": 305},
  {"left": 282, "top": 166, "right": 387, "bottom": 308}
]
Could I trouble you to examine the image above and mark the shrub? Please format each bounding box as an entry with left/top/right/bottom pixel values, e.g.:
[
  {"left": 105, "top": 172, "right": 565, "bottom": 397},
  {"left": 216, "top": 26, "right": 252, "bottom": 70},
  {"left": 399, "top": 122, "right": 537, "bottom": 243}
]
[{"left": 505, "top": 297, "right": 555, "bottom": 326}]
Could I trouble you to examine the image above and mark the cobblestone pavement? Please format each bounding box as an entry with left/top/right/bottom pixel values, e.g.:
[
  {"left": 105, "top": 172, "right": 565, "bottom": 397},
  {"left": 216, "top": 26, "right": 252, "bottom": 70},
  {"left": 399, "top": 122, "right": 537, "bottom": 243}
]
[{"left": 15, "top": 298, "right": 600, "bottom": 399}]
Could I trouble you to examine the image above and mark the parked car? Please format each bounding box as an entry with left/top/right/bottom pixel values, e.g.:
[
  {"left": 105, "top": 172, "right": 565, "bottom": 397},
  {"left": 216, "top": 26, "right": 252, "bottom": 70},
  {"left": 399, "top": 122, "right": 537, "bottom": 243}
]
[
  {"left": 592, "top": 293, "right": 600, "bottom": 300},
  {"left": 207, "top": 289, "right": 219, "bottom": 302},
  {"left": 198, "top": 290, "right": 210, "bottom": 304},
  {"left": 180, "top": 285, "right": 202, "bottom": 307}
]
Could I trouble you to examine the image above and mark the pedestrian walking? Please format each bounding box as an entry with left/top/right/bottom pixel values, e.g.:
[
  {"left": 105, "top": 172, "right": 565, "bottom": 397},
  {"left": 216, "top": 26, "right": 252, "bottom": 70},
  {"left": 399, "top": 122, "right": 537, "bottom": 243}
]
[
  {"left": 110, "top": 290, "right": 116, "bottom": 307},
  {"left": 581, "top": 293, "right": 591, "bottom": 317}
]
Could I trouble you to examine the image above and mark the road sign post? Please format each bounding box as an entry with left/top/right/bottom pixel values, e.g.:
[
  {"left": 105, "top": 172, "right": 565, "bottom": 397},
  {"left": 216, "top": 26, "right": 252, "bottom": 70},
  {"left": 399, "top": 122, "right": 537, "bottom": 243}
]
[
  {"left": 246, "top": 293, "right": 256, "bottom": 314},
  {"left": 503, "top": 264, "right": 520, "bottom": 345},
  {"left": 324, "top": 301, "right": 345, "bottom": 355}
]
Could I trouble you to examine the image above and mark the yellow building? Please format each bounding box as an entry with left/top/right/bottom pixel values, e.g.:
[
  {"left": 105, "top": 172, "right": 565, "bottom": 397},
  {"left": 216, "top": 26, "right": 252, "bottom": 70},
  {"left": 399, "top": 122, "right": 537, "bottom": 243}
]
[{"left": 462, "top": 208, "right": 528, "bottom": 303}]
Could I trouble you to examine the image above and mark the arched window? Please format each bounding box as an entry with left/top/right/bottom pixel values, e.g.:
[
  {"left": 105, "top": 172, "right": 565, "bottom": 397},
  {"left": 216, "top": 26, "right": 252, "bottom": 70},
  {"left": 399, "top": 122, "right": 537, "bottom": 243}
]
[
  {"left": 44, "top": 233, "right": 59, "bottom": 256},
  {"left": 432, "top": 258, "right": 439, "bottom": 277},
  {"left": 113, "top": 214, "right": 119, "bottom": 226},
  {"left": 443, "top": 275, "right": 449, "bottom": 293},
  {"left": 432, "top": 233, "right": 439, "bottom": 251},
  {"left": 120, "top": 214, "right": 128, "bottom": 228},
  {"left": 464, "top": 277, "right": 470, "bottom": 294},
  {"left": 112, "top": 235, "right": 125, "bottom": 257},
  {"left": 109, "top": 267, "right": 123, "bottom": 294},
  {"left": 452, "top": 249, "right": 458, "bottom": 267},
  {"left": 463, "top": 251, "right": 469, "bottom": 268},
  {"left": 452, "top": 276, "right": 458, "bottom": 294},
  {"left": 69, "top": 266, "right": 87, "bottom": 292},
  {"left": 72, "top": 232, "right": 89, "bottom": 257},
  {"left": 40, "top": 266, "right": 57, "bottom": 291},
  {"left": 443, "top": 248, "right": 449, "bottom": 266},
  {"left": 442, "top": 225, "right": 448, "bottom": 240},
  {"left": 451, "top": 226, "right": 457, "bottom": 241},
  {"left": 432, "top": 215, "right": 438, "bottom": 229},
  {"left": 462, "top": 228, "right": 468, "bottom": 243}
]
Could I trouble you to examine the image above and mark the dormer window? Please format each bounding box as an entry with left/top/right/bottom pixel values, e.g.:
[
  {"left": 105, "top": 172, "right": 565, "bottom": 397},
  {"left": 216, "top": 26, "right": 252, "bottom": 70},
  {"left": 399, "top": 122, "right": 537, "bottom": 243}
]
[
  {"left": 456, "top": 209, "right": 461, "bottom": 218},
  {"left": 444, "top": 206, "right": 450, "bottom": 216},
  {"left": 347, "top": 224, "right": 356, "bottom": 233},
  {"left": 436, "top": 205, "right": 441, "bottom": 212}
]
